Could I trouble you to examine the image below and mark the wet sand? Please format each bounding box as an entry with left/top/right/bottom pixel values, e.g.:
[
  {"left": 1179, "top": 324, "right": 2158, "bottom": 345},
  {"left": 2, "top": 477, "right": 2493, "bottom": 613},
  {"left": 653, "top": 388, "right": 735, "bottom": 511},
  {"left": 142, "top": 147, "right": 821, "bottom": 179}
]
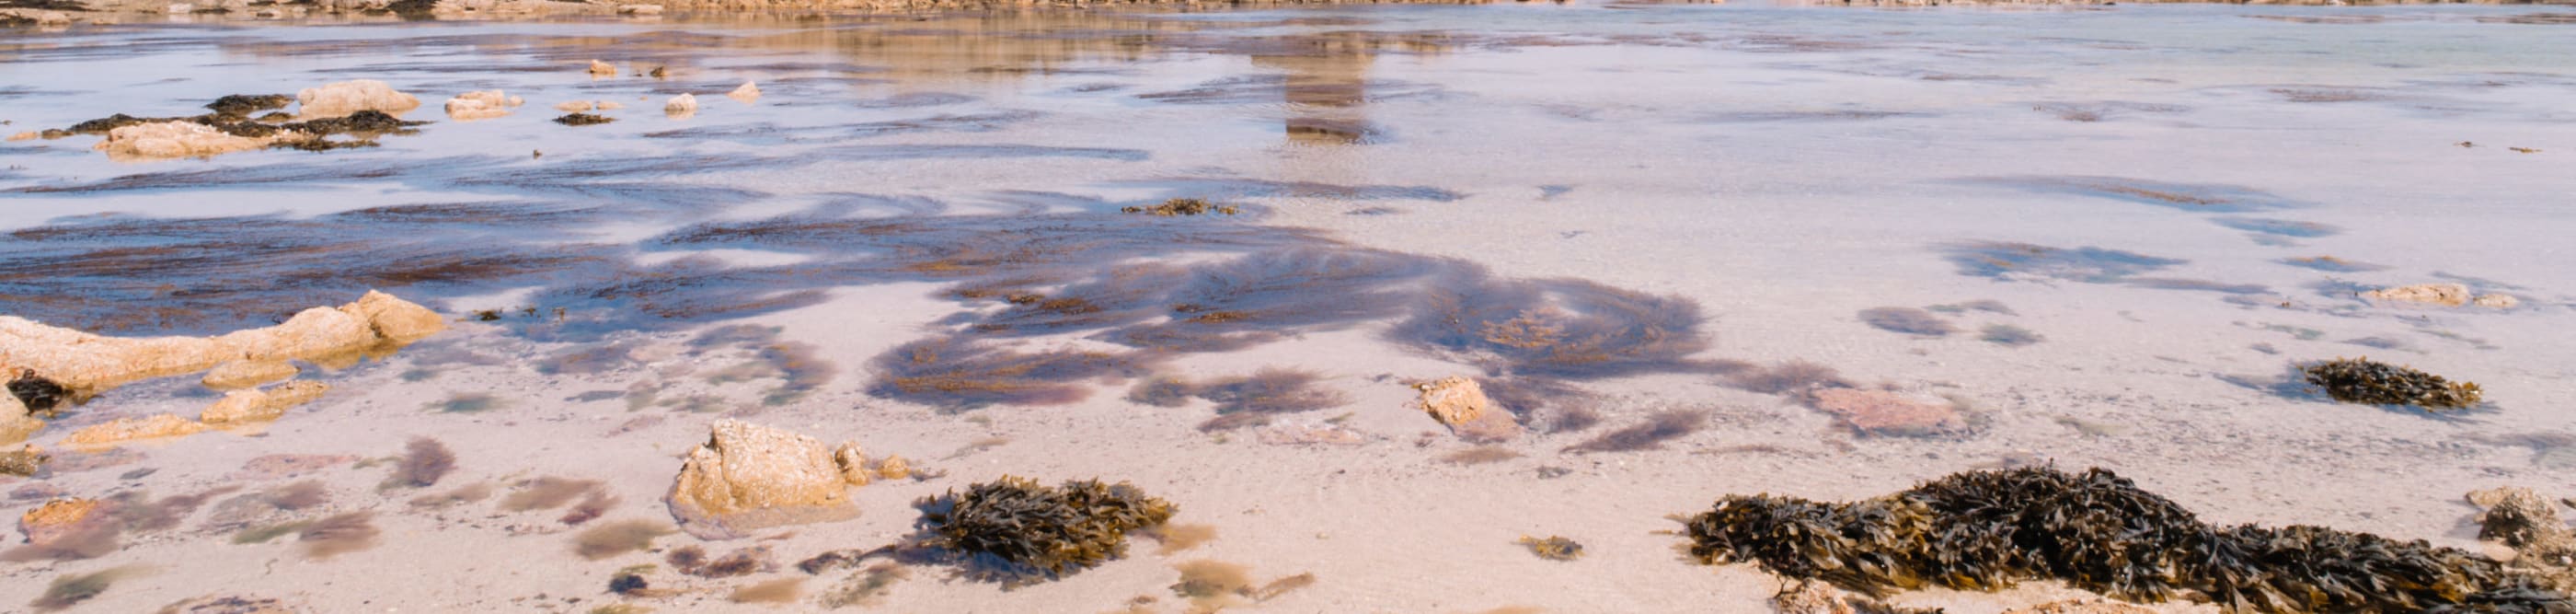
[{"left": 2, "top": 4, "right": 2573, "bottom": 613}]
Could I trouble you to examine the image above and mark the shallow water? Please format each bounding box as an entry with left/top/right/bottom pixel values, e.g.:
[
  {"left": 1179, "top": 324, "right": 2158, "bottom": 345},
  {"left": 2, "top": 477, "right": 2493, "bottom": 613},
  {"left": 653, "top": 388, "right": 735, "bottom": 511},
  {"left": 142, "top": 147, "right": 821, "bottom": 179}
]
[{"left": 3, "top": 3, "right": 2573, "bottom": 612}]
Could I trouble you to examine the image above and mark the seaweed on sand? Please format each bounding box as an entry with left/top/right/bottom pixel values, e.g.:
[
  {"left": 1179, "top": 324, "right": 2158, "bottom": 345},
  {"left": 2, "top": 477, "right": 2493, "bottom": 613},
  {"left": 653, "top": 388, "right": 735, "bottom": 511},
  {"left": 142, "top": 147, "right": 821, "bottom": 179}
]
[
  {"left": 2300, "top": 357, "right": 2482, "bottom": 410},
  {"left": 914, "top": 476, "right": 1175, "bottom": 587},
  {"left": 867, "top": 338, "right": 1145, "bottom": 411},
  {"left": 573, "top": 519, "right": 674, "bottom": 560},
  {"left": 1189, "top": 368, "right": 1350, "bottom": 431},
  {"left": 1858, "top": 307, "right": 1955, "bottom": 337},
  {"left": 1683, "top": 467, "right": 2572, "bottom": 612},
  {"left": 1564, "top": 409, "right": 1707, "bottom": 453},
  {"left": 1388, "top": 269, "right": 1712, "bottom": 379},
  {"left": 381, "top": 436, "right": 455, "bottom": 490},
  {"left": 30, "top": 565, "right": 144, "bottom": 612}
]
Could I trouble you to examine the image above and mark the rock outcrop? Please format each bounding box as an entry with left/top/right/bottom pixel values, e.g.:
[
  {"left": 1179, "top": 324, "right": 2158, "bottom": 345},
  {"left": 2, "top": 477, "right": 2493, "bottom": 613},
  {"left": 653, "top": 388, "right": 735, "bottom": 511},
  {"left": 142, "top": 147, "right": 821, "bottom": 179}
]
[
  {"left": 295, "top": 80, "right": 420, "bottom": 119},
  {"left": 2359, "top": 283, "right": 2517, "bottom": 309},
  {"left": 63, "top": 413, "right": 210, "bottom": 448},
  {"left": 443, "top": 90, "right": 522, "bottom": 121},
  {"left": 201, "top": 381, "right": 330, "bottom": 425},
  {"left": 0, "top": 290, "right": 442, "bottom": 394},
  {"left": 93, "top": 121, "right": 275, "bottom": 161},
  {"left": 727, "top": 80, "right": 761, "bottom": 103},
  {"left": 1809, "top": 388, "right": 1963, "bottom": 436},
  {"left": 667, "top": 420, "right": 860, "bottom": 539},
  {"left": 831, "top": 441, "right": 872, "bottom": 486},
  {"left": 1, "top": 405, "right": 40, "bottom": 445},
  {"left": 1412, "top": 377, "right": 1521, "bottom": 442},
  {"left": 202, "top": 359, "right": 298, "bottom": 390}
]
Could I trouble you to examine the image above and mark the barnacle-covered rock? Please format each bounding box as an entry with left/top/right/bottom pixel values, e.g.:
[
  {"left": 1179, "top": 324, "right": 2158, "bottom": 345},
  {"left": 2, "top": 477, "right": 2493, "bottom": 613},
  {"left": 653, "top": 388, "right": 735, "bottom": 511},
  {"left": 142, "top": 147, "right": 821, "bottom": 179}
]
[
  {"left": 2300, "top": 357, "right": 2482, "bottom": 410},
  {"left": 666, "top": 420, "right": 858, "bottom": 539},
  {"left": 1685, "top": 467, "right": 2573, "bottom": 613},
  {"left": 2468, "top": 487, "right": 2576, "bottom": 594},
  {"left": 915, "top": 475, "right": 1174, "bottom": 586}
]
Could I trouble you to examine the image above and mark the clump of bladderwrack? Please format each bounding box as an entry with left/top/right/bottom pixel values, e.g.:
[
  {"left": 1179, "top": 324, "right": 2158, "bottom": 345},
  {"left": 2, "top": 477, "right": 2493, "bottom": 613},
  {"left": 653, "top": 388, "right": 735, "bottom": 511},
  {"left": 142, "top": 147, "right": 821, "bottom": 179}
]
[
  {"left": 913, "top": 476, "right": 1175, "bottom": 587},
  {"left": 2300, "top": 357, "right": 2482, "bottom": 410},
  {"left": 1684, "top": 467, "right": 2573, "bottom": 613},
  {"left": 1121, "top": 198, "right": 1237, "bottom": 216}
]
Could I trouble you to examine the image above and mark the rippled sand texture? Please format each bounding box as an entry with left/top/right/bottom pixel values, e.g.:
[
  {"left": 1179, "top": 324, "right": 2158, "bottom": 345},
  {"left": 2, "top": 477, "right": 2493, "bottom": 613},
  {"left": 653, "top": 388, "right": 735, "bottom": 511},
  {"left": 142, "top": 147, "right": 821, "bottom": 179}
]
[{"left": 2, "top": 4, "right": 2574, "bottom": 613}]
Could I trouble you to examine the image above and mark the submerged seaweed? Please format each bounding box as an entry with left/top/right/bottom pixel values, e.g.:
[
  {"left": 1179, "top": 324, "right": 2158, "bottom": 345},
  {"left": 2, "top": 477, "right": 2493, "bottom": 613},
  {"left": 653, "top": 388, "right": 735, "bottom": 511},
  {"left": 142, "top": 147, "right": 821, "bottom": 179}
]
[
  {"left": 2300, "top": 357, "right": 2482, "bottom": 410},
  {"left": 914, "top": 476, "right": 1175, "bottom": 587},
  {"left": 1684, "top": 467, "right": 2570, "bottom": 613}
]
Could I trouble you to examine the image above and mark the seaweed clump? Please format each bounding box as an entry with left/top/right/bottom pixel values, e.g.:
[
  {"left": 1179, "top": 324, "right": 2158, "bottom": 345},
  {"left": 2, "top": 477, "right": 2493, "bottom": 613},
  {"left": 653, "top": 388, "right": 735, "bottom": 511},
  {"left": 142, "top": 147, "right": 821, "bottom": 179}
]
[
  {"left": 1684, "top": 467, "right": 2572, "bottom": 613},
  {"left": 1121, "top": 198, "right": 1238, "bottom": 216},
  {"left": 914, "top": 476, "right": 1175, "bottom": 587},
  {"left": 1516, "top": 536, "right": 1584, "bottom": 561},
  {"left": 10, "top": 369, "right": 70, "bottom": 416},
  {"left": 2300, "top": 357, "right": 2482, "bottom": 411},
  {"left": 555, "top": 113, "right": 615, "bottom": 126}
]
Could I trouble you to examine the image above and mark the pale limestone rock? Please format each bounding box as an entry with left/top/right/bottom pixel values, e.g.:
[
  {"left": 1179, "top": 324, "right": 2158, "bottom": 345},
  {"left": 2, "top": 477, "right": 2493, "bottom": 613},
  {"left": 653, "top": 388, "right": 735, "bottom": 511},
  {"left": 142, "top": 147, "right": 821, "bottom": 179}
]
[
  {"left": 667, "top": 420, "right": 857, "bottom": 539},
  {"left": 338, "top": 290, "right": 446, "bottom": 342},
  {"left": 93, "top": 121, "right": 273, "bottom": 161},
  {"left": 214, "top": 307, "right": 374, "bottom": 362},
  {"left": 872, "top": 454, "right": 909, "bottom": 481},
  {"left": 18, "top": 498, "right": 105, "bottom": 546},
  {"left": 588, "top": 60, "right": 617, "bottom": 76},
  {"left": 202, "top": 359, "right": 297, "bottom": 390},
  {"left": 555, "top": 100, "right": 593, "bottom": 112},
  {"left": 0, "top": 8, "right": 73, "bottom": 25},
  {"left": 295, "top": 79, "right": 420, "bottom": 119},
  {"left": 663, "top": 93, "right": 697, "bottom": 118},
  {"left": 1811, "top": 388, "right": 1963, "bottom": 436},
  {"left": 2475, "top": 294, "right": 2521, "bottom": 308},
  {"left": 201, "top": 380, "right": 329, "bottom": 425},
  {"left": 831, "top": 441, "right": 871, "bottom": 486},
  {"left": 443, "top": 89, "right": 516, "bottom": 121},
  {"left": 2360, "top": 283, "right": 2471, "bottom": 307},
  {"left": 1, "top": 398, "right": 39, "bottom": 445},
  {"left": 1413, "top": 377, "right": 1521, "bottom": 442},
  {"left": 7, "top": 132, "right": 36, "bottom": 141},
  {"left": 0, "top": 444, "right": 42, "bottom": 476},
  {"left": 594, "top": 100, "right": 625, "bottom": 110},
  {"left": 1771, "top": 583, "right": 1853, "bottom": 614},
  {"left": 727, "top": 80, "right": 761, "bottom": 103},
  {"left": 63, "top": 413, "right": 208, "bottom": 448},
  {"left": 617, "top": 3, "right": 661, "bottom": 13}
]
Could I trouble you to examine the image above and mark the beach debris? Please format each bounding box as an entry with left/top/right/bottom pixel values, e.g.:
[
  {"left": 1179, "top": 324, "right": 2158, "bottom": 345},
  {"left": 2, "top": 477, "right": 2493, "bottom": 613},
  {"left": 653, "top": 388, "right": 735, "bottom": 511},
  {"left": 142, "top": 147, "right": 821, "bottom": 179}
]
[
  {"left": 664, "top": 93, "right": 697, "bottom": 118},
  {"left": 0, "top": 445, "right": 44, "bottom": 477},
  {"left": 442, "top": 89, "right": 520, "bottom": 121},
  {"left": 554, "top": 112, "right": 614, "bottom": 126},
  {"left": 727, "top": 80, "right": 761, "bottom": 103},
  {"left": 1121, "top": 198, "right": 1238, "bottom": 216},
  {"left": 1412, "top": 377, "right": 1521, "bottom": 442},
  {"left": 1515, "top": 535, "right": 1583, "bottom": 561},
  {"left": 666, "top": 420, "right": 859, "bottom": 539},
  {"left": 2299, "top": 357, "right": 2482, "bottom": 410},
  {"left": 201, "top": 359, "right": 297, "bottom": 390},
  {"left": 588, "top": 60, "right": 617, "bottom": 76},
  {"left": 914, "top": 475, "right": 1175, "bottom": 586},
  {"left": 1808, "top": 388, "right": 1963, "bottom": 436},
  {"left": 199, "top": 380, "right": 328, "bottom": 425},
  {"left": 1685, "top": 466, "right": 2571, "bottom": 612},
  {"left": 295, "top": 79, "right": 420, "bottom": 119}
]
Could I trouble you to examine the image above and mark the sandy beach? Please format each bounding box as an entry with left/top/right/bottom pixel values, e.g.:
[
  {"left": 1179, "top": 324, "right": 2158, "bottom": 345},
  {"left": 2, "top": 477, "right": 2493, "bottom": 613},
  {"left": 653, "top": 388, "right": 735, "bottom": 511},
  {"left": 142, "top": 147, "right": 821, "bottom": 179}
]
[{"left": 2, "top": 3, "right": 2572, "bottom": 612}]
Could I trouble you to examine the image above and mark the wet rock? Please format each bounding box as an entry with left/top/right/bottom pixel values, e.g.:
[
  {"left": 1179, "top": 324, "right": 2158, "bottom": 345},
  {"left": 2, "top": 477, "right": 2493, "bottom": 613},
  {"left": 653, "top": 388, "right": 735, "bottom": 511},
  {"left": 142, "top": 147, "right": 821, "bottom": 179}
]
[
  {"left": 831, "top": 442, "right": 871, "bottom": 486},
  {"left": 2000, "top": 601, "right": 2157, "bottom": 614},
  {"left": 2475, "top": 294, "right": 2521, "bottom": 308},
  {"left": 442, "top": 90, "right": 519, "bottom": 122},
  {"left": 201, "top": 381, "right": 329, "bottom": 425},
  {"left": 0, "top": 290, "right": 441, "bottom": 395},
  {"left": 294, "top": 80, "right": 420, "bottom": 119},
  {"left": 93, "top": 121, "right": 275, "bottom": 161},
  {"left": 1412, "top": 377, "right": 1521, "bottom": 442},
  {"left": 10, "top": 370, "right": 67, "bottom": 416},
  {"left": 1, "top": 410, "right": 40, "bottom": 446},
  {"left": 0, "top": 8, "right": 75, "bottom": 26},
  {"left": 201, "top": 359, "right": 298, "bottom": 390},
  {"left": 554, "top": 113, "right": 615, "bottom": 126},
  {"left": 63, "top": 414, "right": 208, "bottom": 448},
  {"left": 0, "top": 445, "right": 44, "bottom": 477},
  {"left": 17, "top": 497, "right": 106, "bottom": 545},
  {"left": 872, "top": 455, "right": 910, "bottom": 481},
  {"left": 1772, "top": 582, "right": 1854, "bottom": 614},
  {"left": 664, "top": 93, "right": 698, "bottom": 118},
  {"left": 1808, "top": 388, "right": 1963, "bottom": 436},
  {"left": 727, "top": 80, "right": 761, "bottom": 103},
  {"left": 588, "top": 60, "right": 617, "bottom": 76},
  {"left": 2360, "top": 283, "right": 2472, "bottom": 307},
  {"left": 666, "top": 420, "right": 858, "bottom": 539},
  {"left": 617, "top": 3, "right": 661, "bottom": 14}
]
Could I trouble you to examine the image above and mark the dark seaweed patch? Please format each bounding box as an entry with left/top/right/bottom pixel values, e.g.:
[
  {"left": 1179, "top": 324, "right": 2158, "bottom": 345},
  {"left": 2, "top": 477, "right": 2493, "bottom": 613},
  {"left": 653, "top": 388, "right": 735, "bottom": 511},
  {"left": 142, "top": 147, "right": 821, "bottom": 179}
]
[
  {"left": 2300, "top": 356, "right": 2481, "bottom": 411},
  {"left": 1564, "top": 409, "right": 1706, "bottom": 453},
  {"left": 1188, "top": 368, "right": 1350, "bottom": 431},
  {"left": 554, "top": 112, "right": 615, "bottom": 126},
  {"left": 1684, "top": 467, "right": 2570, "bottom": 611},
  {"left": 8, "top": 369, "right": 69, "bottom": 415},
  {"left": 2213, "top": 217, "right": 2340, "bottom": 238},
  {"left": 867, "top": 338, "right": 1144, "bottom": 411},
  {"left": 29, "top": 566, "right": 142, "bottom": 612},
  {"left": 1945, "top": 241, "right": 2185, "bottom": 284},
  {"left": 383, "top": 436, "right": 455, "bottom": 490},
  {"left": 1858, "top": 307, "right": 1955, "bottom": 337},
  {"left": 1971, "top": 177, "right": 2300, "bottom": 213},
  {"left": 1388, "top": 269, "right": 1712, "bottom": 379},
  {"left": 1978, "top": 324, "right": 2043, "bottom": 347},
  {"left": 2279, "top": 256, "right": 2388, "bottom": 272}
]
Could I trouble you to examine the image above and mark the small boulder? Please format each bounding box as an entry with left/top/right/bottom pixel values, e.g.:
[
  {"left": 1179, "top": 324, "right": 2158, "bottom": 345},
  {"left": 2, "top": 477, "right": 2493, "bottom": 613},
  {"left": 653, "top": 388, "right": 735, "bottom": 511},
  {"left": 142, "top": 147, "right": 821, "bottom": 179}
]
[
  {"left": 295, "top": 79, "right": 420, "bottom": 119},
  {"left": 2468, "top": 486, "right": 2573, "bottom": 555},
  {"left": 726, "top": 80, "right": 761, "bottom": 103},
  {"left": 1771, "top": 583, "right": 1853, "bottom": 614},
  {"left": 1810, "top": 388, "right": 1963, "bottom": 436},
  {"left": 2359, "top": 283, "right": 2470, "bottom": 307},
  {"left": 872, "top": 455, "right": 909, "bottom": 481},
  {"left": 0, "top": 444, "right": 44, "bottom": 477},
  {"left": 202, "top": 359, "right": 298, "bottom": 390},
  {"left": 594, "top": 100, "right": 625, "bottom": 110},
  {"left": 63, "top": 414, "right": 209, "bottom": 448},
  {"left": 667, "top": 420, "right": 858, "bottom": 539},
  {"left": 588, "top": 60, "right": 617, "bottom": 76},
  {"left": 831, "top": 441, "right": 870, "bottom": 486},
  {"left": 1413, "top": 377, "right": 1521, "bottom": 442},
  {"left": 663, "top": 93, "right": 697, "bottom": 118},
  {"left": 201, "top": 380, "right": 329, "bottom": 425},
  {"left": 443, "top": 89, "right": 517, "bottom": 121},
  {"left": 2474, "top": 294, "right": 2521, "bottom": 308},
  {"left": 338, "top": 290, "right": 445, "bottom": 342},
  {"left": 17, "top": 497, "right": 106, "bottom": 546}
]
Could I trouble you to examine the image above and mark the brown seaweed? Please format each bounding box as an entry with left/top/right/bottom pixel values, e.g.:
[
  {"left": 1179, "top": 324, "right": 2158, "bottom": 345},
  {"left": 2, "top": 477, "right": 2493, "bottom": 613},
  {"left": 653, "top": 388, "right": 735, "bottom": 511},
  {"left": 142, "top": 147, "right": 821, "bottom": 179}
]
[
  {"left": 2300, "top": 357, "right": 2482, "bottom": 410},
  {"left": 1564, "top": 409, "right": 1706, "bottom": 453},
  {"left": 913, "top": 476, "right": 1175, "bottom": 587},
  {"left": 382, "top": 436, "right": 456, "bottom": 490}
]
